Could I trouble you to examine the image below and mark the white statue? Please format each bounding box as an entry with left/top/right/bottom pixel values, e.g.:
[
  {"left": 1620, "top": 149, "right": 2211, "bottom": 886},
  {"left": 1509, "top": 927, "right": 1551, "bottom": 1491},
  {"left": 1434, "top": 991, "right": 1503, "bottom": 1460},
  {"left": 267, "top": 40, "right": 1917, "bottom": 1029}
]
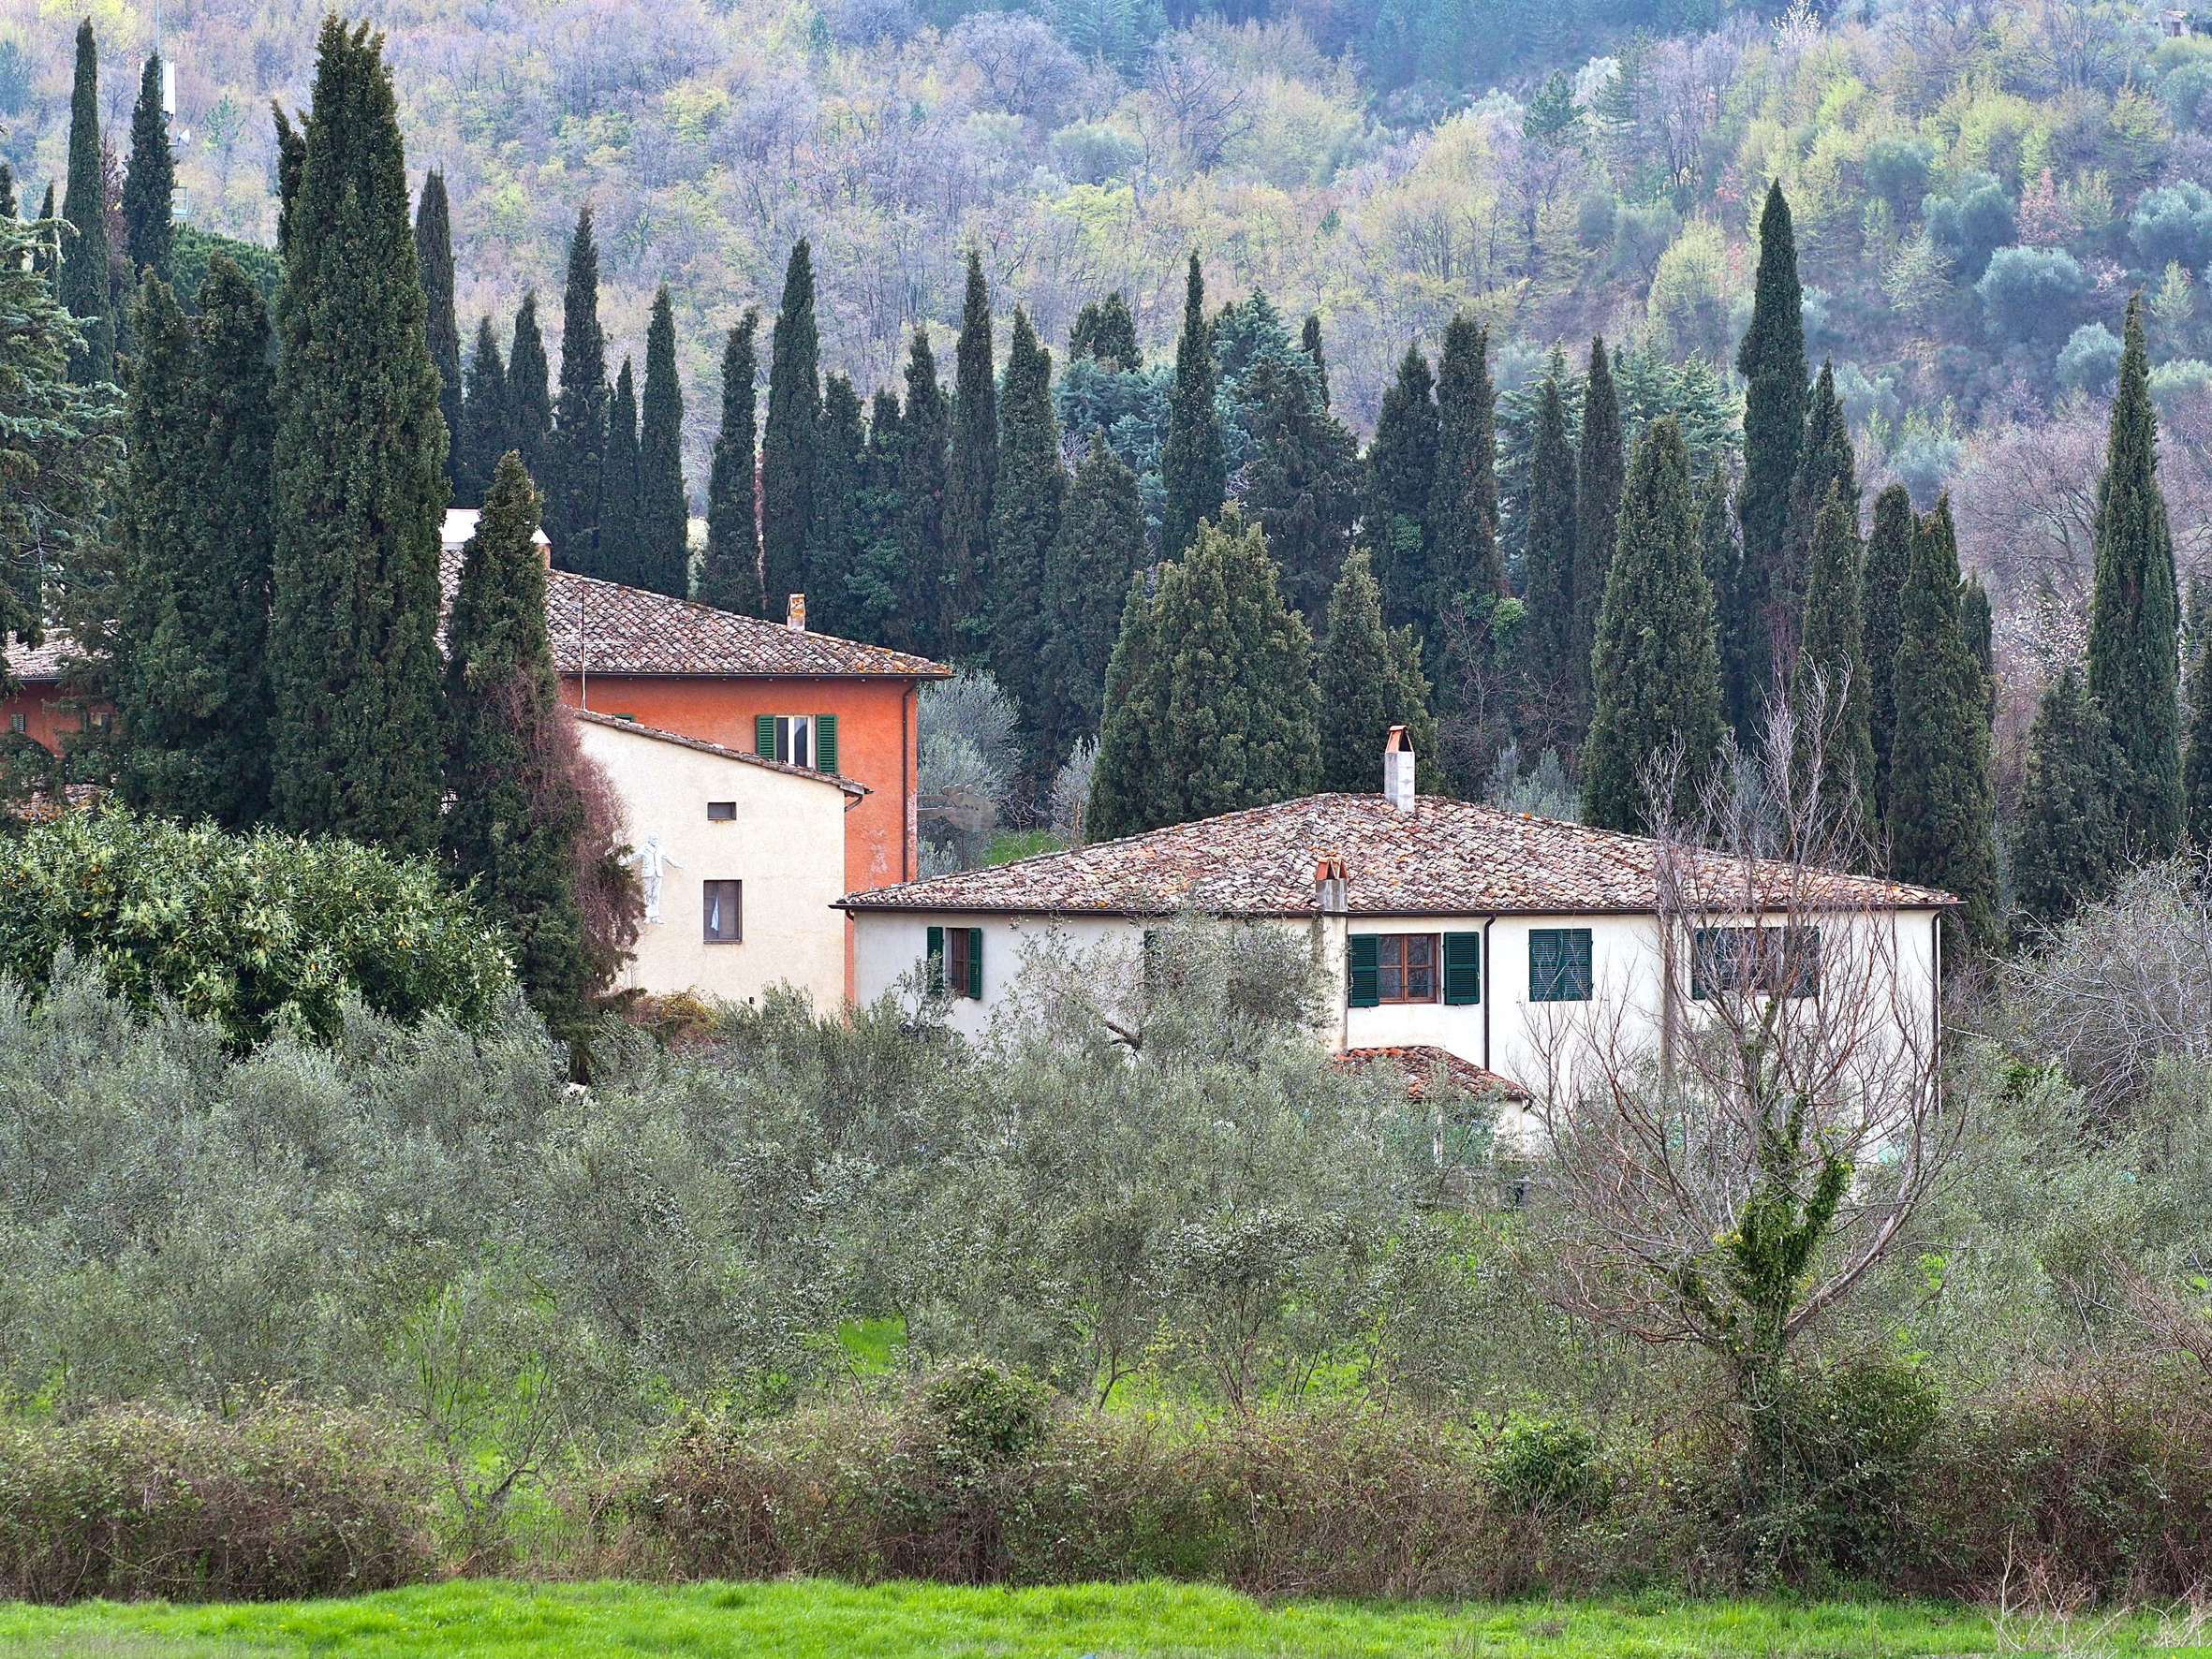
[{"left": 629, "top": 833, "right": 683, "bottom": 924}]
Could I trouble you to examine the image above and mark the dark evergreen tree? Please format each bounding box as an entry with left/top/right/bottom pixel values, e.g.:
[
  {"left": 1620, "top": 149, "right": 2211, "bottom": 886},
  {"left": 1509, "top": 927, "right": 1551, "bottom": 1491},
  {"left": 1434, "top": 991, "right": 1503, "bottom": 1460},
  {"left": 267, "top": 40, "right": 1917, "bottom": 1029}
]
[
  {"left": 1961, "top": 573, "right": 1994, "bottom": 720},
  {"left": 1793, "top": 480, "right": 1876, "bottom": 836},
  {"left": 760, "top": 239, "right": 820, "bottom": 624},
  {"left": 457, "top": 315, "right": 508, "bottom": 506},
  {"left": 892, "top": 327, "right": 950, "bottom": 658},
  {"left": 61, "top": 21, "right": 111, "bottom": 383},
  {"left": 2190, "top": 607, "right": 2212, "bottom": 845},
  {"left": 1160, "top": 253, "right": 1224, "bottom": 559},
  {"left": 268, "top": 18, "right": 448, "bottom": 855},
  {"left": 1697, "top": 464, "right": 1750, "bottom": 739},
  {"left": 1582, "top": 418, "right": 1724, "bottom": 833},
  {"left": 2013, "top": 666, "right": 2118, "bottom": 934},
  {"left": 636, "top": 284, "right": 688, "bottom": 598},
  {"left": 1085, "top": 570, "right": 1164, "bottom": 841},
  {"left": 2087, "top": 297, "right": 2182, "bottom": 859},
  {"left": 508, "top": 291, "right": 553, "bottom": 484},
  {"left": 122, "top": 53, "right": 174, "bottom": 284},
  {"left": 1887, "top": 498, "right": 1998, "bottom": 948},
  {"left": 1571, "top": 335, "right": 1624, "bottom": 723},
  {"left": 1366, "top": 344, "right": 1438, "bottom": 632},
  {"left": 414, "top": 169, "right": 461, "bottom": 492},
  {"left": 1432, "top": 314, "right": 1500, "bottom": 607},
  {"left": 546, "top": 206, "right": 608, "bottom": 571},
  {"left": 1069, "top": 290, "right": 1140, "bottom": 370},
  {"left": 1734, "top": 182, "right": 1808, "bottom": 725},
  {"left": 1241, "top": 351, "right": 1359, "bottom": 624},
  {"left": 32, "top": 183, "right": 55, "bottom": 281},
  {"left": 943, "top": 250, "right": 995, "bottom": 640},
  {"left": 804, "top": 373, "right": 863, "bottom": 635},
  {"left": 441, "top": 451, "right": 590, "bottom": 1035},
  {"left": 597, "top": 358, "right": 641, "bottom": 586},
  {"left": 1319, "top": 547, "right": 1436, "bottom": 792},
  {"left": 1518, "top": 367, "right": 1578, "bottom": 741},
  {"left": 1784, "top": 360, "right": 1856, "bottom": 632},
  {"left": 844, "top": 387, "right": 907, "bottom": 647},
  {"left": 1301, "top": 312, "right": 1330, "bottom": 408},
  {"left": 0, "top": 162, "right": 16, "bottom": 218},
  {"left": 699, "top": 310, "right": 762, "bottom": 616},
  {"left": 986, "top": 307, "right": 1063, "bottom": 719},
  {"left": 1037, "top": 433, "right": 1144, "bottom": 770},
  {"left": 1862, "top": 483, "right": 1912, "bottom": 814}
]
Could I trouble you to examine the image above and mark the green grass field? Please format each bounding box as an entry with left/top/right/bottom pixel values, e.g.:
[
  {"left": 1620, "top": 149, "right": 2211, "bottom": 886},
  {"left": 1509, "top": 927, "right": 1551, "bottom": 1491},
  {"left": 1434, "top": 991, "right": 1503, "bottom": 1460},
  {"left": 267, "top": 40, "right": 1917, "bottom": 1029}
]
[{"left": 3, "top": 1579, "right": 2209, "bottom": 1659}]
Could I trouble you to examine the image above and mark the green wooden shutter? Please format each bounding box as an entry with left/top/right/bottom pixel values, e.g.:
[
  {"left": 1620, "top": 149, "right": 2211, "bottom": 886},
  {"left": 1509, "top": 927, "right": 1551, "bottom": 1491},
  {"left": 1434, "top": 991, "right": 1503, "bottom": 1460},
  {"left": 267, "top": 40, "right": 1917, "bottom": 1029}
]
[
  {"left": 815, "top": 712, "right": 838, "bottom": 774},
  {"left": 1443, "top": 932, "right": 1481, "bottom": 1004},
  {"left": 1347, "top": 933, "right": 1379, "bottom": 1007},
  {"left": 755, "top": 713, "right": 776, "bottom": 758},
  {"left": 926, "top": 925, "right": 945, "bottom": 994},
  {"left": 1529, "top": 930, "right": 1560, "bottom": 1001},
  {"left": 1566, "top": 929, "right": 1594, "bottom": 1000},
  {"left": 966, "top": 927, "right": 983, "bottom": 999}
]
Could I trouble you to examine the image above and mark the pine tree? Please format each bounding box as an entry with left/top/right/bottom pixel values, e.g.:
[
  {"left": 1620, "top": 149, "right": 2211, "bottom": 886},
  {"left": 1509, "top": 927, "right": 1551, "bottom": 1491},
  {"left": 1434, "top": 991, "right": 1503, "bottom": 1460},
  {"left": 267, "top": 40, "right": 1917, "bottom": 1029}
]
[
  {"left": 414, "top": 169, "right": 462, "bottom": 493},
  {"left": 1085, "top": 571, "right": 1164, "bottom": 841},
  {"left": 268, "top": 18, "right": 447, "bottom": 855},
  {"left": 457, "top": 315, "right": 508, "bottom": 506},
  {"left": 1793, "top": 480, "right": 1876, "bottom": 836},
  {"left": 1571, "top": 336, "right": 1624, "bottom": 724},
  {"left": 546, "top": 206, "right": 608, "bottom": 571},
  {"left": 1366, "top": 344, "right": 1439, "bottom": 633},
  {"left": 121, "top": 53, "right": 173, "bottom": 284},
  {"left": 1697, "top": 464, "right": 1750, "bottom": 738},
  {"left": 1301, "top": 313, "right": 1330, "bottom": 407},
  {"left": 942, "top": 249, "right": 996, "bottom": 640},
  {"left": 636, "top": 285, "right": 687, "bottom": 597},
  {"left": 1582, "top": 418, "right": 1724, "bottom": 833},
  {"left": 1242, "top": 352, "right": 1359, "bottom": 624},
  {"left": 441, "top": 451, "right": 590, "bottom": 1035},
  {"left": 699, "top": 311, "right": 763, "bottom": 616},
  {"left": 804, "top": 373, "right": 864, "bottom": 635},
  {"left": 2013, "top": 666, "right": 2118, "bottom": 933},
  {"left": 1319, "top": 547, "right": 1437, "bottom": 792},
  {"left": 1069, "top": 290, "right": 1140, "bottom": 370},
  {"left": 760, "top": 239, "right": 819, "bottom": 624},
  {"left": 1862, "top": 483, "right": 1912, "bottom": 815},
  {"left": 1518, "top": 367, "right": 1579, "bottom": 739},
  {"left": 892, "top": 326, "right": 950, "bottom": 657},
  {"left": 1037, "top": 433, "right": 1145, "bottom": 771},
  {"left": 1160, "top": 253, "right": 1224, "bottom": 559},
  {"left": 61, "top": 21, "right": 112, "bottom": 383},
  {"left": 1735, "top": 182, "right": 1808, "bottom": 725},
  {"left": 986, "top": 307, "right": 1063, "bottom": 719},
  {"left": 1432, "top": 314, "right": 1501, "bottom": 608},
  {"left": 1784, "top": 360, "right": 1856, "bottom": 632},
  {"left": 1888, "top": 498, "right": 1999, "bottom": 948},
  {"left": 508, "top": 291, "right": 553, "bottom": 484},
  {"left": 597, "top": 358, "right": 641, "bottom": 586},
  {"left": 2087, "top": 297, "right": 2182, "bottom": 859}
]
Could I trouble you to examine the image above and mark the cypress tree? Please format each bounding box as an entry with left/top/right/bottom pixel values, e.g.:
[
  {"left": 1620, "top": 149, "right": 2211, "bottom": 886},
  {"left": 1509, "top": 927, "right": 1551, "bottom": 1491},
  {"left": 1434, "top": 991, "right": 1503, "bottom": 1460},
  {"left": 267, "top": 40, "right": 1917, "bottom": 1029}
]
[
  {"left": 1582, "top": 418, "right": 1724, "bottom": 833},
  {"left": 1366, "top": 344, "right": 1439, "bottom": 633},
  {"left": 268, "top": 18, "right": 448, "bottom": 855},
  {"left": 1433, "top": 314, "right": 1501, "bottom": 607},
  {"left": 845, "top": 387, "right": 907, "bottom": 647},
  {"left": 457, "top": 315, "right": 508, "bottom": 506},
  {"left": 414, "top": 169, "right": 461, "bottom": 492},
  {"left": 0, "top": 162, "right": 16, "bottom": 219},
  {"left": 2087, "top": 296, "right": 2182, "bottom": 859},
  {"left": 1888, "top": 498, "right": 1999, "bottom": 948},
  {"left": 1793, "top": 480, "right": 1876, "bottom": 836},
  {"left": 122, "top": 53, "right": 173, "bottom": 284},
  {"left": 943, "top": 249, "right": 995, "bottom": 638},
  {"left": 2190, "top": 617, "right": 2212, "bottom": 845},
  {"left": 597, "top": 358, "right": 641, "bottom": 586},
  {"left": 508, "top": 291, "right": 553, "bottom": 484},
  {"left": 1319, "top": 547, "right": 1437, "bottom": 792},
  {"left": 893, "top": 326, "right": 950, "bottom": 658},
  {"left": 61, "top": 21, "right": 112, "bottom": 383},
  {"left": 32, "top": 183, "right": 54, "bottom": 281},
  {"left": 1784, "top": 360, "right": 1856, "bottom": 632},
  {"left": 1735, "top": 182, "right": 1808, "bottom": 724},
  {"left": 1697, "top": 464, "right": 1750, "bottom": 738},
  {"left": 1160, "top": 253, "right": 1224, "bottom": 559},
  {"left": 1961, "top": 573, "right": 1995, "bottom": 720},
  {"left": 1863, "top": 483, "right": 1912, "bottom": 814},
  {"left": 2013, "top": 666, "right": 2118, "bottom": 934},
  {"left": 441, "top": 451, "right": 590, "bottom": 1035},
  {"left": 1069, "top": 290, "right": 1140, "bottom": 370},
  {"left": 1085, "top": 571, "right": 1164, "bottom": 842},
  {"left": 1302, "top": 312, "right": 1330, "bottom": 408},
  {"left": 1242, "top": 351, "right": 1359, "bottom": 624},
  {"left": 1571, "top": 336, "right": 1625, "bottom": 725},
  {"left": 699, "top": 311, "right": 762, "bottom": 616},
  {"left": 546, "top": 206, "right": 608, "bottom": 571},
  {"left": 637, "top": 284, "right": 688, "bottom": 597},
  {"left": 986, "top": 307, "right": 1063, "bottom": 718},
  {"left": 1037, "top": 433, "right": 1145, "bottom": 770},
  {"left": 760, "top": 239, "right": 820, "bottom": 624},
  {"left": 1519, "top": 368, "right": 1579, "bottom": 738},
  {"left": 804, "top": 374, "right": 864, "bottom": 636}
]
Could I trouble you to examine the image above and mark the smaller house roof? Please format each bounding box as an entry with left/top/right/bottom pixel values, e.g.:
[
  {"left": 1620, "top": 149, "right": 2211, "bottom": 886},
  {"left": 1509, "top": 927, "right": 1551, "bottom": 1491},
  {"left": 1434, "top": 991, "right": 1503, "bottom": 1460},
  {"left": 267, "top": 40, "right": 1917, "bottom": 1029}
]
[
  {"left": 573, "top": 707, "right": 869, "bottom": 797},
  {"left": 1335, "top": 1046, "right": 1532, "bottom": 1102}
]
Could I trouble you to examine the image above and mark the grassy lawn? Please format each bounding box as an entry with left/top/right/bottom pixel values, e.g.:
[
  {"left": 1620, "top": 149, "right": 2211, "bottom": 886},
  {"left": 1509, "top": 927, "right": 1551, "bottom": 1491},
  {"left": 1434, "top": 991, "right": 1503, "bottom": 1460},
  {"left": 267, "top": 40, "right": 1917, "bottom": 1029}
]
[{"left": 2, "top": 1579, "right": 2209, "bottom": 1658}]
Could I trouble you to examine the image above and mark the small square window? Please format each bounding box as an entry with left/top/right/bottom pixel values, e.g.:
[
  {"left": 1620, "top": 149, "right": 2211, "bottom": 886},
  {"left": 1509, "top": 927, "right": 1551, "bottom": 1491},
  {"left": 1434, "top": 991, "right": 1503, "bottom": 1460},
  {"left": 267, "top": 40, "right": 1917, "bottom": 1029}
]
[
  {"left": 7, "top": 712, "right": 22, "bottom": 735},
  {"left": 702, "top": 879, "right": 742, "bottom": 942},
  {"left": 706, "top": 801, "right": 736, "bottom": 821}
]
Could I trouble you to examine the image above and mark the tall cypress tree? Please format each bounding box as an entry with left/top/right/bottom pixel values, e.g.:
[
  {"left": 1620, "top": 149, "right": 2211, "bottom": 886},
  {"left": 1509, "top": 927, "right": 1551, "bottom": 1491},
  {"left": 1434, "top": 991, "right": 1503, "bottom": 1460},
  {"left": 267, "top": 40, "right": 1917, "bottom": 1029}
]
[
  {"left": 32, "top": 183, "right": 55, "bottom": 281},
  {"left": 893, "top": 326, "right": 950, "bottom": 658},
  {"left": 508, "top": 291, "right": 553, "bottom": 484},
  {"left": 2188, "top": 624, "right": 2212, "bottom": 846},
  {"left": 1302, "top": 312, "right": 1330, "bottom": 408},
  {"left": 1519, "top": 367, "right": 1578, "bottom": 739},
  {"left": 546, "top": 206, "right": 608, "bottom": 571},
  {"left": 268, "top": 18, "right": 447, "bottom": 854},
  {"left": 597, "top": 358, "right": 641, "bottom": 585},
  {"left": 1319, "top": 547, "right": 1437, "bottom": 793},
  {"left": 1784, "top": 360, "right": 1855, "bottom": 632},
  {"left": 804, "top": 373, "right": 863, "bottom": 636},
  {"left": 1571, "top": 336, "right": 1625, "bottom": 726},
  {"left": 987, "top": 307, "right": 1064, "bottom": 721},
  {"left": 2013, "top": 666, "right": 2118, "bottom": 934},
  {"left": 1697, "top": 464, "right": 1749, "bottom": 738},
  {"left": 1037, "top": 433, "right": 1145, "bottom": 771},
  {"left": 1432, "top": 314, "right": 1500, "bottom": 606},
  {"left": 1160, "top": 252, "right": 1224, "bottom": 559},
  {"left": 0, "top": 161, "right": 17, "bottom": 219},
  {"left": 760, "top": 239, "right": 820, "bottom": 624},
  {"left": 943, "top": 250, "right": 995, "bottom": 640},
  {"left": 699, "top": 311, "right": 762, "bottom": 616},
  {"left": 1366, "top": 344, "right": 1439, "bottom": 633},
  {"left": 637, "top": 284, "right": 687, "bottom": 598},
  {"left": 1961, "top": 573, "right": 1995, "bottom": 720},
  {"left": 1085, "top": 571, "right": 1164, "bottom": 842},
  {"left": 1863, "top": 482, "right": 1912, "bottom": 815},
  {"left": 414, "top": 170, "right": 461, "bottom": 492},
  {"left": 1069, "top": 290, "right": 1140, "bottom": 370},
  {"left": 2087, "top": 297, "right": 2182, "bottom": 859},
  {"left": 457, "top": 315, "right": 508, "bottom": 506},
  {"left": 1242, "top": 352, "right": 1359, "bottom": 624},
  {"left": 1888, "top": 498, "right": 1998, "bottom": 948},
  {"left": 1735, "top": 182, "right": 1808, "bottom": 725},
  {"left": 1793, "top": 480, "right": 1876, "bottom": 835},
  {"left": 441, "top": 451, "right": 590, "bottom": 1035},
  {"left": 846, "top": 387, "right": 907, "bottom": 644},
  {"left": 61, "top": 21, "right": 112, "bottom": 383},
  {"left": 122, "top": 53, "right": 173, "bottom": 284},
  {"left": 1582, "top": 418, "right": 1724, "bottom": 833}
]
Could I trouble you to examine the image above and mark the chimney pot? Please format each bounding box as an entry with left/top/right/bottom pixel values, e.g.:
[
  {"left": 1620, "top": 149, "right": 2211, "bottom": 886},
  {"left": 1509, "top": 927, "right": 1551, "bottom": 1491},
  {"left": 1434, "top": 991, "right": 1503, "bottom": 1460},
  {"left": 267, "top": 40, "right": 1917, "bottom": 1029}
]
[
  {"left": 787, "top": 593, "right": 807, "bottom": 632},
  {"left": 1383, "top": 727, "right": 1417, "bottom": 814},
  {"left": 1314, "top": 854, "right": 1348, "bottom": 915}
]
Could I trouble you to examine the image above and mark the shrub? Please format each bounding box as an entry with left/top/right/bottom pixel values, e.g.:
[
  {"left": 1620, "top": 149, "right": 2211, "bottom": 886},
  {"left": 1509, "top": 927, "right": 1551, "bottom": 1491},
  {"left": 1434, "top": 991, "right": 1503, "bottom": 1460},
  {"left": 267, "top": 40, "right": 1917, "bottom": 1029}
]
[
  {"left": 2131, "top": 181, "right": 2212, "bottom": 274},
  {"left": 1485, "top": 1413, "right": 1600, "bottom": 1516},
  {"left": 2057, "top": 321, "right": 2124, "bottom": 393},
  {"left": 0, "top": 1402, "right": 435, "bottom": 1603},
  {"left": 1925, "top": 178, "right": 2016, "bottom": 279},
  {"left": 0, "top": 809, "right": 515, "bottom": 1046},
  {"left": 1864, "top": 137, "right": 1934, "bottom": 219},
  {"left": 1977, "top": 246, "right": 2090, "bottom": 347}
]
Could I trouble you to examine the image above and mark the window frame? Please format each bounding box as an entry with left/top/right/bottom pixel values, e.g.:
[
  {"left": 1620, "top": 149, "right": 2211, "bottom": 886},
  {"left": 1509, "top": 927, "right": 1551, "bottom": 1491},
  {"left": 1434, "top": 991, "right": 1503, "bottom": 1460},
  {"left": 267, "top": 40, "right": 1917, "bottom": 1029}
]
[
  {"left": 1376, "top": 932, "right": 1440, "bottom": 1004},
  {"left": 706, "top": 800, "right": 736, "bottom": 821},
  {"left": 701, "top": 879, "right": 742, "bottom": 944},
  {"left": 1691, "top": 925, "right": 1821, "bottom": 1000},
  {"left": 1528, "top": 928, "right": 1594, "bottom": 1003}
]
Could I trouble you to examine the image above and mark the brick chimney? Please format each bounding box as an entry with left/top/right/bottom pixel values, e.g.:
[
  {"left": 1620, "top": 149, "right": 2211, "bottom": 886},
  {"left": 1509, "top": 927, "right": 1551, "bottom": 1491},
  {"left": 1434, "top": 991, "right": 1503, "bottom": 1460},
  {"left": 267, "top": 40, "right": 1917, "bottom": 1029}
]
[
  {"left": 787, "top": 593, "right": 806, "bottom": 632},
  {"left": 1383, "top": 725, "right": 1416, "bottom": 814},
  {"left": 1314, "top": 855, "right": 1348, "bottom": 914}
]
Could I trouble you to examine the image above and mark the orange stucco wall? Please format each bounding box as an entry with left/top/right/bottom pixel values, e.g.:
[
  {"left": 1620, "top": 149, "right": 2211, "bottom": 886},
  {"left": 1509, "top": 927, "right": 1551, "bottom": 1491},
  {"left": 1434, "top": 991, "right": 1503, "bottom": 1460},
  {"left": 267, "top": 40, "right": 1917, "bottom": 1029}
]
[{"left": 0, "top": 683, "right": 85, "bottom": 753}]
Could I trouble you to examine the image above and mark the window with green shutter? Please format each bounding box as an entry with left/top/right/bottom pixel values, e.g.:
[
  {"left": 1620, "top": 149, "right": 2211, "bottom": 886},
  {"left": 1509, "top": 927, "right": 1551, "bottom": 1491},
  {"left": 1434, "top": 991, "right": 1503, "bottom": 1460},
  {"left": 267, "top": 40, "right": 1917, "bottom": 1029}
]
[
  {"left": 815, "top": 712, "right": 838, "bottom": 774},
  {"left": 925, "top": 925, "right": 945, "bottom": 994},
  {"left": 943, "top": 926, "right": 982, "bottom": 999},
  {"left": 1347, "top": 933, "right": 1379, "bottom": 1007},
  {"left": 1529, "top": 928, "right": 1594, "bottom": 1002},
  {"left": 1443, "top": 932, "right": 1482, "bottom": 1004},
  {"left": 966, "top": 927, "right": 982, "bottom": 999},
  {"left": 755, "top": 713, "right": 775, "bottom": 758}
]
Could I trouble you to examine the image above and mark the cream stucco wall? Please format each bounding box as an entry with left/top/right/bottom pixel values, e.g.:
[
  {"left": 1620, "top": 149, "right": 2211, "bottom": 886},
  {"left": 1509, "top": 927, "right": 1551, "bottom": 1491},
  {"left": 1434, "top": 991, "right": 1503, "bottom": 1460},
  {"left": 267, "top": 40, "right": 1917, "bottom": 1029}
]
[{"left": 576, "top": 715, "right": 852, "bottom": 1010}]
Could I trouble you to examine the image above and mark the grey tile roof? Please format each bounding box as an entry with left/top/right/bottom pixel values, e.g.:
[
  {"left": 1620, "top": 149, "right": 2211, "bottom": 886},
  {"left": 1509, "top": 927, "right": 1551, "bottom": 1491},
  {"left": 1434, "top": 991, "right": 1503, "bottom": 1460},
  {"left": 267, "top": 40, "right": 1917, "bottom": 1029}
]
[
  {"left": 836, "top": 793, "right": 1956, "bottom": 917},
  {"left": 572, "top": 708, "right": 868, "bottom": 796}
]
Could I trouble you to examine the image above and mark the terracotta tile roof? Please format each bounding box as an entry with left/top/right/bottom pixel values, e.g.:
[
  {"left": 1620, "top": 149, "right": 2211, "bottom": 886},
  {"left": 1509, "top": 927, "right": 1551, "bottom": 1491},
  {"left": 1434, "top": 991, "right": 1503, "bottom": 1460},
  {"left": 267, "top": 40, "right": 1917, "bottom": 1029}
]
[
  {"left": 1, "top": 634, "right": 71, "bottom": 683},
  {"left": 572, "top": 707, "right": 868, "bottom": 796},
  {"left": 1335, "top": 1046, "right": 1533, "bottom": 1101},
  {"left": 836, "top": 793, "right": 1957, "bottom": 917}
]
